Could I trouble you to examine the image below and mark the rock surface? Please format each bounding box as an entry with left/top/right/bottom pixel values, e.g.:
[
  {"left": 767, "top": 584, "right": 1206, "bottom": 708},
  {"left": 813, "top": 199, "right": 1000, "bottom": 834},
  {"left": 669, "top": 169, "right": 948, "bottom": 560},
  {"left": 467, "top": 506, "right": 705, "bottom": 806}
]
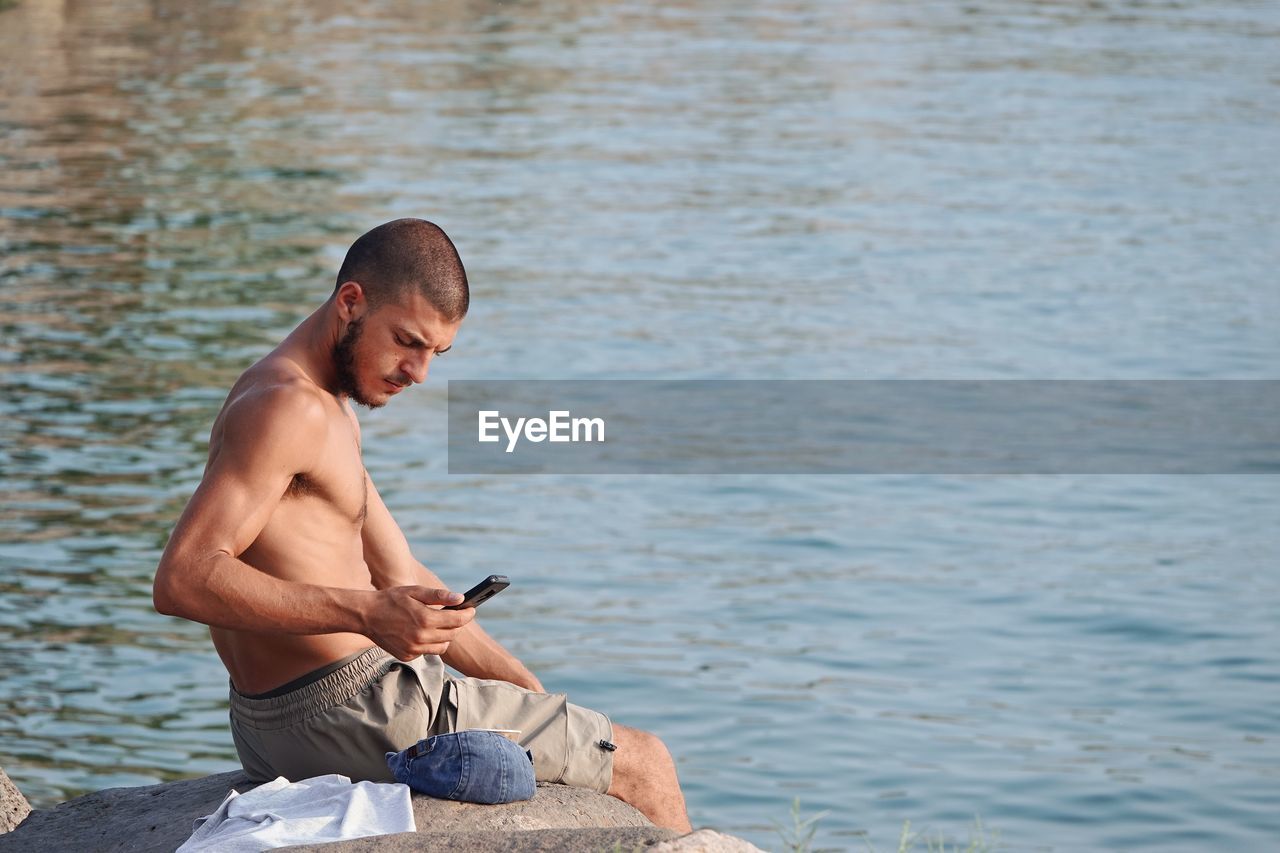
[
  {"left": 276, "top": 827, "right": 770, "bottom": 852},
  {"left": 0, "top": 770, "right": 761, "bottom": 852},
  {"left": 0, "top": 771, "right": 678, "bottom": 853},
  {"left": 0, "top": 770, "right": 254, "bottom": 853},
  {"left": 650, "top": 829, "right": 766, "bottom": 852},
  {"left": 405, "top": 780, "right": 657, "bottom": 833},
  {"left": 0, "top": 769, "right": 32, "bottom": 835},
  {"left": 280, "top": 827, "right": 676, "bottom": 852}
]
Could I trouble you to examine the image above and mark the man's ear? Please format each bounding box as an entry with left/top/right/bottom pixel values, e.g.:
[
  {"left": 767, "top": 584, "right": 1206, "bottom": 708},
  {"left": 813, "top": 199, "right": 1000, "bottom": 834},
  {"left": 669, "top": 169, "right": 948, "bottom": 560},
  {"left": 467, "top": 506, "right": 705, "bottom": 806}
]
[{"left": 334, "top": 281, "right": 367, "bottom": 321}]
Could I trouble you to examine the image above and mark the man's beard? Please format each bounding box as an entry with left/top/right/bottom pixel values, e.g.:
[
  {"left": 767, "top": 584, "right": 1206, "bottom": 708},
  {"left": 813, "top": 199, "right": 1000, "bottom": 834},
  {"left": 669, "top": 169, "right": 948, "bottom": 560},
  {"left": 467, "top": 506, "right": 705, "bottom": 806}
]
[{"left": 333, "top": 318, "right": 382, "bottom": 409}]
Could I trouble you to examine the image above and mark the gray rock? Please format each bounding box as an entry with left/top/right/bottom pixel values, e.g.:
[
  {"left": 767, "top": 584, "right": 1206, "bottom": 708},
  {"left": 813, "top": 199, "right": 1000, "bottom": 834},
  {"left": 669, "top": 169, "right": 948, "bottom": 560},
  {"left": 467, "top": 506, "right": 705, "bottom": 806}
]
[
  {"left": 0, "top": 770, "right": 255, "bottom": 853},
  {"left": 0, "top": 768, "right": 32, "bottom": 835},
  {"left": 280, "top": 827, "right": 676, "bottom": 852},
  {"left": 401, "top": 780, "right": 656, "bottom": 833},
  {"left": 649, "top": 829, "right": 766, "bottom": 852},
  {"left": 0, "top": 771, "right": 668, "bottom": 852},
  {"left": 279, "top": 827, "right": 771, "bottom": 852}
]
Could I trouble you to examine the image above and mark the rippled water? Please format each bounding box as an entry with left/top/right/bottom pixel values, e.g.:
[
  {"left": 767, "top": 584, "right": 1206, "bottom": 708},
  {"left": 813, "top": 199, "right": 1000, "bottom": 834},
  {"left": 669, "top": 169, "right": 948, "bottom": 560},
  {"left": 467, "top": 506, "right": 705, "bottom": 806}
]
[{"left": 2, "top": 0, "right": 1278, "bottom": 849}]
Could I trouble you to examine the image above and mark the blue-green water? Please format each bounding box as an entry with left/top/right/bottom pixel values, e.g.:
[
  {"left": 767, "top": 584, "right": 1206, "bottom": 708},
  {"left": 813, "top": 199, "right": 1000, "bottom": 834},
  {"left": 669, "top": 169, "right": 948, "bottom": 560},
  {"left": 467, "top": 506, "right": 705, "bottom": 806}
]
[{"left": 1, "top": 1, "right": 1278, "bottom": 849}]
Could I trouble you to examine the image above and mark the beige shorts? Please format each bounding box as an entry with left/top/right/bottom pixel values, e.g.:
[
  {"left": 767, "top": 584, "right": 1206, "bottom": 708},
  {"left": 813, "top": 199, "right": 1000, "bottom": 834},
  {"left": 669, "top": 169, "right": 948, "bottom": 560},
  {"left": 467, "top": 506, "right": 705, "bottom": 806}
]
[{"left": 228, "top": 646, "right": 614, "bottom": 794}]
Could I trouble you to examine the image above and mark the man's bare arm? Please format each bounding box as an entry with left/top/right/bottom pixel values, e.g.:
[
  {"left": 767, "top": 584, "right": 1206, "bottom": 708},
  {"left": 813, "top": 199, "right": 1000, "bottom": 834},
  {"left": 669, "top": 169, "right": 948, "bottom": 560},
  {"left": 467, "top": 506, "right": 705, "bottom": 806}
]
[
  {"left": 361, "top": 471, "right": 544, "bottom": 690},
  {"left": 153, "top": 385, "right": 473, "bottom": 659}
]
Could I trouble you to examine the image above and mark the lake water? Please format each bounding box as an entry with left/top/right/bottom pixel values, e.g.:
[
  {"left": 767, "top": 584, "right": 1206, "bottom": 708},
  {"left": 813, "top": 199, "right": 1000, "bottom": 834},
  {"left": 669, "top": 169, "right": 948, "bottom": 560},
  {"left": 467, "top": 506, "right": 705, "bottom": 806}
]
[{"left": 1, "top": 0, "right": 1278, "bottom": 849}]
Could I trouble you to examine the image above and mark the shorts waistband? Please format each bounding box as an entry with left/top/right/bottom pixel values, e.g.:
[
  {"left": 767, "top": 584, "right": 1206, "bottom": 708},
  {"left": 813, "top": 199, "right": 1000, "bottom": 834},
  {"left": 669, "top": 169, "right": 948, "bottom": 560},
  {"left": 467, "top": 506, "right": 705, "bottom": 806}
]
[{"left": 229, "top": 646, "right": 396, "bottom": 730}]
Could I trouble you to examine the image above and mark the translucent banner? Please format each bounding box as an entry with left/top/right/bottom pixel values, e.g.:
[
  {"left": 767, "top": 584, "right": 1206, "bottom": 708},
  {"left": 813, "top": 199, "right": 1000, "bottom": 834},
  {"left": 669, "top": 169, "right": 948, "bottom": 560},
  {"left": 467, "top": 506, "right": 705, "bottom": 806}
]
[{"left": 446, "top": 381, "right": 1279, "bottom": 474}]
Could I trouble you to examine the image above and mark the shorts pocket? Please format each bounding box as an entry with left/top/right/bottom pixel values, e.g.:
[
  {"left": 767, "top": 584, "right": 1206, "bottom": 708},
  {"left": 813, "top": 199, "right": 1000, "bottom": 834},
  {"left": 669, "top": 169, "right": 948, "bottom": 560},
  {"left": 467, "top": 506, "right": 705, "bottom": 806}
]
[{"left": 446, "top": 676, "right": 571, "bottom": 784}]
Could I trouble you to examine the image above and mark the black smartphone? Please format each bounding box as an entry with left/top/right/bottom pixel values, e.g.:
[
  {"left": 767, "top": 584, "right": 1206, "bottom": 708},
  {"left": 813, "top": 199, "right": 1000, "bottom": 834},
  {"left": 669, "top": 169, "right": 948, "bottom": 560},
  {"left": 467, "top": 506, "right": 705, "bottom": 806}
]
[{"left": 444, "top": 574, "right": 510, "bottom": 610}]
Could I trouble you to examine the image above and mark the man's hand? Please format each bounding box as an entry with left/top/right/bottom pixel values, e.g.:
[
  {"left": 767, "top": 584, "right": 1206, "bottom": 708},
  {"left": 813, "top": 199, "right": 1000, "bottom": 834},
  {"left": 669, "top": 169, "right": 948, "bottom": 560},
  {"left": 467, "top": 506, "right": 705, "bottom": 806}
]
[{"left": 364, "top": 586, "right": 477, "bottom": 661}]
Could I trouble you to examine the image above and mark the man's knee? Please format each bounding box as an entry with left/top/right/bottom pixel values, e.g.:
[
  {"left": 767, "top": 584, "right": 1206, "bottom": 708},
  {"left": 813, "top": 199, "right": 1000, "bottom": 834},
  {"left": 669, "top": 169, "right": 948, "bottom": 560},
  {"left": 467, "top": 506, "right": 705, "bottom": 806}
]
[
  {"left": 605, "top": 722, "right": 688, "bottom": 831},
  {"left": 610, "top": 724, "right": 675, "bottom": 779},
  {"left": 613, "top": 723, "right": 663, "bottom": 753}
]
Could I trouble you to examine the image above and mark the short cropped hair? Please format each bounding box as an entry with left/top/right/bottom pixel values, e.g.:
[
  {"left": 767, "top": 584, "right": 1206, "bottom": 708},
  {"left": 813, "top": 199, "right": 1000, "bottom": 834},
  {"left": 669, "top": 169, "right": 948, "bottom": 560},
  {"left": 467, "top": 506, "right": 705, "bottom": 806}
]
[{"left": 334, "top": 218, "right": 469, "bottom": 320}]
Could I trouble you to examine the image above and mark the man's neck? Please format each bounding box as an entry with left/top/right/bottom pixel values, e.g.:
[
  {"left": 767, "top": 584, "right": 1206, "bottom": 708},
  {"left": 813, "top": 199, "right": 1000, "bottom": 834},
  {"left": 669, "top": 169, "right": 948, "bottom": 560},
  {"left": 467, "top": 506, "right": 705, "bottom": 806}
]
[{"left": 276, "top": 302, "right": 345, "bottom": 400}]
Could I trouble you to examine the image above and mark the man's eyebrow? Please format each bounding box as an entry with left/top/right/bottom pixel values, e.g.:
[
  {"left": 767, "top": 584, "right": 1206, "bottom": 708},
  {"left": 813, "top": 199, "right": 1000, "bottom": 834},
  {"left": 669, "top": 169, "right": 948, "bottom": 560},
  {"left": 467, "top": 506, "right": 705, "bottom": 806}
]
[{"left": 396, "top": 327, "right": 451, "bottom": 353}]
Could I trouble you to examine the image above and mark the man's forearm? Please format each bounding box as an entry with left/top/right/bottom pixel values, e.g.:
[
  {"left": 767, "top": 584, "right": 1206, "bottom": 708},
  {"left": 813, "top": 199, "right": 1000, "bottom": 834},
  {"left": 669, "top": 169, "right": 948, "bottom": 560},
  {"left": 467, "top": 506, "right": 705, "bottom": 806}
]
[
  {"left": 444, "top": 621, "right": 544, "bottom": 692},
  {"left": 155, "top": 552, "right": 372, "bottom": 636},
  {"left": 398, "top": 561, "right": 543, "bottom": 691}
]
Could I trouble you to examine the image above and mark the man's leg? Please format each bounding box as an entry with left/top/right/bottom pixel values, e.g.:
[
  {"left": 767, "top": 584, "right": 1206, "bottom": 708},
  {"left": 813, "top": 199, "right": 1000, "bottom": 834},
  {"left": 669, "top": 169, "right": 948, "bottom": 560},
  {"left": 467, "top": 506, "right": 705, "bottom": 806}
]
[
  {"left": 606, "top": 723, "right": 692, "bottom": 834},
  {"left": 441, "top": 674, "right": 692, "bottom": 833}
]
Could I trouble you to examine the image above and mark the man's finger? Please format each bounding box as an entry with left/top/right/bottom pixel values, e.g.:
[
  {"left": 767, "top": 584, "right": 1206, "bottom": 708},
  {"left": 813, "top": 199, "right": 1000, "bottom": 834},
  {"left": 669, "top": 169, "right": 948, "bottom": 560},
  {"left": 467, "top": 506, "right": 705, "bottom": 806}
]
[
  {"left": 405, "top": 586, "right": 464, "bottom": 607},
  {"left": 431, "top": 607, "right": 476, "bottom": 629}
]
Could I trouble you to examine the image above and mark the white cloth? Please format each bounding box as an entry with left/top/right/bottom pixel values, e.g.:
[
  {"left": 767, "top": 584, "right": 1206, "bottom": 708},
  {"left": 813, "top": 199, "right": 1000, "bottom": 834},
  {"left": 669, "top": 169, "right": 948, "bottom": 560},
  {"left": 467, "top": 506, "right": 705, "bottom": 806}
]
[{"left": 177, "top": 774, "right": 415, "bottom": 852}]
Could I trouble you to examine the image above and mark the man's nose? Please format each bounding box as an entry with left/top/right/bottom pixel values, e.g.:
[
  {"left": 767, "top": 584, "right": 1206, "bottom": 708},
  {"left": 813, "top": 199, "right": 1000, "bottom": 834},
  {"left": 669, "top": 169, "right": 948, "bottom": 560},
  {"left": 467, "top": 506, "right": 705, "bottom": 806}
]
[{"left": 404, "top": 351, "right": 430, "bottom": 384}]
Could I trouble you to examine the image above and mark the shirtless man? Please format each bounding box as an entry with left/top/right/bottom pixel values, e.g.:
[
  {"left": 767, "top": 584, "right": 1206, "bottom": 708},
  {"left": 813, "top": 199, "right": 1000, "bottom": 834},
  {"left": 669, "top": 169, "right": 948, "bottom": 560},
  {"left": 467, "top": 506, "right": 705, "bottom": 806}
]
[{"left": 152, "top": 218, "right": 690, "bottom": 832}]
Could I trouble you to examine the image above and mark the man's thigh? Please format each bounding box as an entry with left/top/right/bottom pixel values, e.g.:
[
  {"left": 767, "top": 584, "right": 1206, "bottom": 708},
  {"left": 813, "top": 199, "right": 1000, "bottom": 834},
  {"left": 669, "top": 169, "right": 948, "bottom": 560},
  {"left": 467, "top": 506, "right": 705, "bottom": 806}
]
[{"left": 443, "top": 675, "right": 616, "bottom": 794}]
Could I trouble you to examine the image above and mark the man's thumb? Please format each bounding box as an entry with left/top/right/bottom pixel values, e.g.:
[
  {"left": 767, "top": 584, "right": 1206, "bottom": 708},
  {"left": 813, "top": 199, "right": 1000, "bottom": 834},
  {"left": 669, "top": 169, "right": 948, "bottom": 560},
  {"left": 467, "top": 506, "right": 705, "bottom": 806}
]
[{"left": 405, "top": 586, "right": 464, "bottom": 607}]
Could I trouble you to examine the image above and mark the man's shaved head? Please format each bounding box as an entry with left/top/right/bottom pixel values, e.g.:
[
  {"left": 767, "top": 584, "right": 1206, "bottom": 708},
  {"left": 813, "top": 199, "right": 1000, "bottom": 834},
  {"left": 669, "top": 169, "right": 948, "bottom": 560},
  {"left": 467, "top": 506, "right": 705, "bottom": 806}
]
[{"left": 334, "top": 218, "right": 469, "bottom": 320}]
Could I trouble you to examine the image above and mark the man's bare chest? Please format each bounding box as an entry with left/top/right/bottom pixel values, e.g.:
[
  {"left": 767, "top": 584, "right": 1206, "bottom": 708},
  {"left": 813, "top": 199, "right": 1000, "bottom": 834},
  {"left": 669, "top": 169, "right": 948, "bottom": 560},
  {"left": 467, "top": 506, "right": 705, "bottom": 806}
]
[{"left": 280, "top": 420, "right": 367, "bottom": 524}]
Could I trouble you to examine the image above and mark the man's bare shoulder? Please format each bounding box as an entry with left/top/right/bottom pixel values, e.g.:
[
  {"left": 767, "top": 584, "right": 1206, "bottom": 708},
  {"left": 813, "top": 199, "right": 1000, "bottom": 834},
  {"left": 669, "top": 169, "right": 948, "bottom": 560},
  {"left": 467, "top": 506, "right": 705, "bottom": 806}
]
[{"left": 214, "top": 358, "right": 333, "bottom": 452}]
